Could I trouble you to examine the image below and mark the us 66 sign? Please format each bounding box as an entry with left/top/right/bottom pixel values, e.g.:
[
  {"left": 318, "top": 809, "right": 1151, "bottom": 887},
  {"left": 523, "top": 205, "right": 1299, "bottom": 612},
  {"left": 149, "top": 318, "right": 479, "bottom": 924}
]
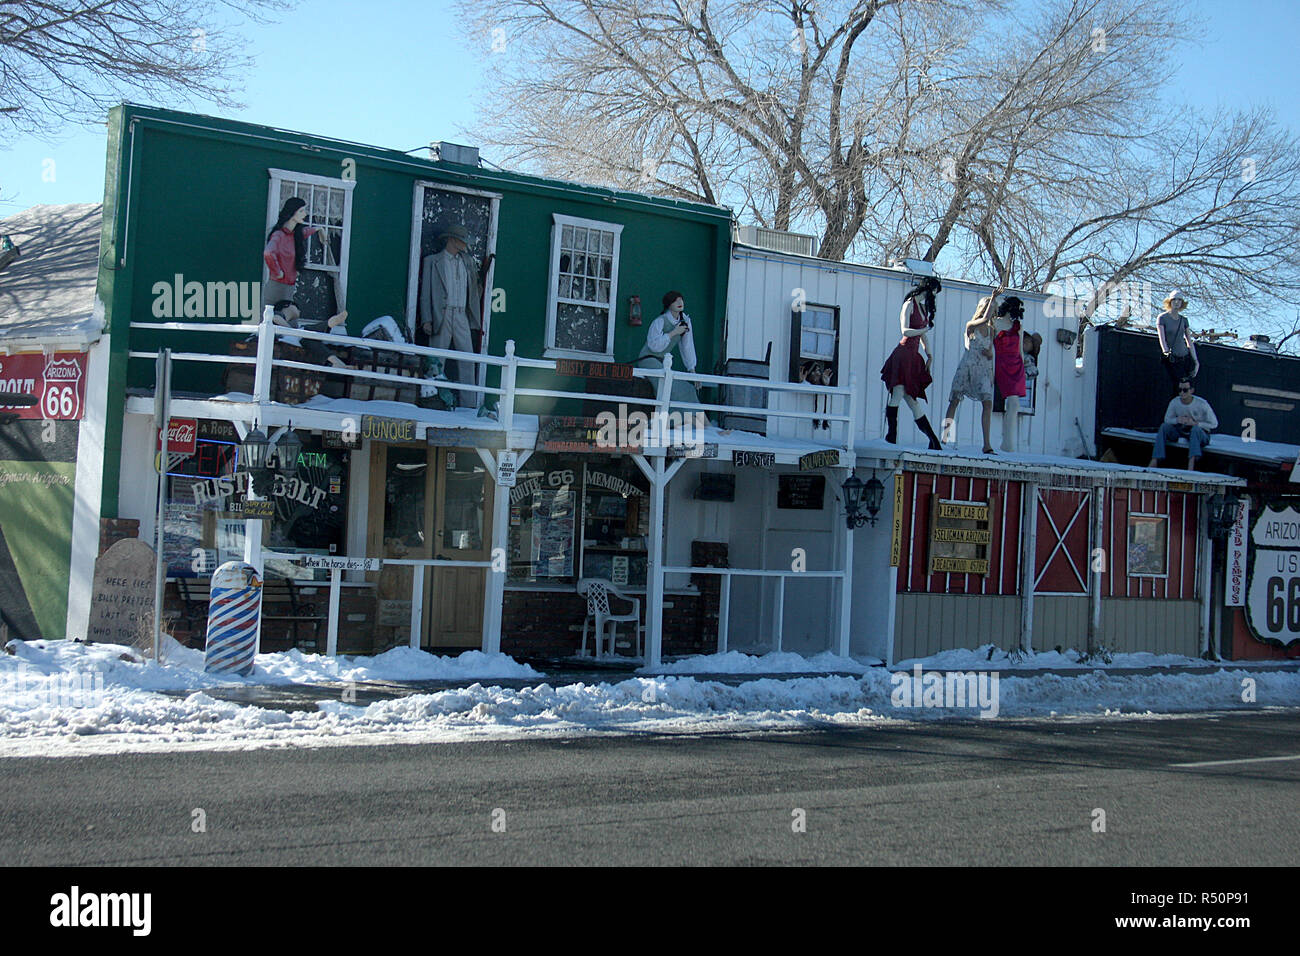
[
  {"left": 0, "top": 352, "right": 88, "bottom": 421},
  {"left": 1245, "top": 504, "right": 1300, "bottom": 646}
]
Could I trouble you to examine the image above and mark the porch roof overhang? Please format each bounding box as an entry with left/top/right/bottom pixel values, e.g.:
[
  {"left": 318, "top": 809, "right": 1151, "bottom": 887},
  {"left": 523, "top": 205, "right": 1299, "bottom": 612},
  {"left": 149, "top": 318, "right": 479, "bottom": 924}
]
[
  {"left": 1102, "top": 427, "right": 1299, "bottom": 471},
  {"left": 124, "top": 394, "right": 850, "bottom": 467},
  {"left": 851, "top": 438, "right": 1246, "bottom": 492}
]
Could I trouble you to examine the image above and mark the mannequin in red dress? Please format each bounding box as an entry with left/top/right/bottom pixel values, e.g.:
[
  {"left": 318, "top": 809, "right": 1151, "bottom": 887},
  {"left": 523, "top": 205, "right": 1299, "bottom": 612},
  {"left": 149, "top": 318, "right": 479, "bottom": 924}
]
[
  {"left": 880, "top": 276, "right": 943, "bottom": 449},
  {"left": 993, "top": 295, "right": 1027, "bottom": 452}
]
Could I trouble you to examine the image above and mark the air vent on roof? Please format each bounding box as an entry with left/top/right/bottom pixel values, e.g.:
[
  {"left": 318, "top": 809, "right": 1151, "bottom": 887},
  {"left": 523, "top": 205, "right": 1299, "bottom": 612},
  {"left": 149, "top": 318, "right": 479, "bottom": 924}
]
[
  {"left": 736, "top": 225, "right": 818, "bottom": 257},
  {"left": 429, "top": 142, "right": 480, "bottom": 166},
  {"left": 1243, "top": 334, "right": 1277, "bottom": 353}
]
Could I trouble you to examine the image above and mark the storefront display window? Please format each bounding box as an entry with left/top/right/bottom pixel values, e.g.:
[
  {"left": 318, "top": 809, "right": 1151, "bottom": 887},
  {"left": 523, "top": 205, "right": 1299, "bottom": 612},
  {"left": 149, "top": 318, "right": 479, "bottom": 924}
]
[
  {"left": 580, "top": 458, "right": 649, "bottom": 587},
  {"left": 506, "top": 454, "right": 651, "bottom": 587},
  {"left": 163, "top": 422, "right": 348, "bottom": 579}
]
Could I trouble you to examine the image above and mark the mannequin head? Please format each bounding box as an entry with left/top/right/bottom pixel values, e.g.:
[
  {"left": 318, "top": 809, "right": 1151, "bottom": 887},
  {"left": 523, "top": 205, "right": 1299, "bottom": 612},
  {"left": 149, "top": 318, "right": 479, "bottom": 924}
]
[
  {"left": 662, "top": 290, "right": 685, "bottom": 316},
  {"left": 269, "top": 197, "right": 310, "bottom": 271},
  {"left": 997, "top": 296, "right": 1024, "bottom": 321},
  {"left": 905, "top": 275, "right": 941, "bottom": 327}
]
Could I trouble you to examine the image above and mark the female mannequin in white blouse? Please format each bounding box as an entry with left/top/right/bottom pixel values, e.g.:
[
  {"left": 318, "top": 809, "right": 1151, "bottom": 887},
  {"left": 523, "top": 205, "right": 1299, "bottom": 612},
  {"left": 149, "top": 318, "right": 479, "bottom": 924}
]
[{"left": 636, "top": 290, "right": 701, "bottom": 409}]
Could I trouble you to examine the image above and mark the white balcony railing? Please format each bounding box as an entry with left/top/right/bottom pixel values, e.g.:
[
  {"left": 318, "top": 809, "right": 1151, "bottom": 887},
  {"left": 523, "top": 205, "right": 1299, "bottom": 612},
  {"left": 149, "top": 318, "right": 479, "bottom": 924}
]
[{"left": 129, "top": 318, "right": 858, "bottom": 452}]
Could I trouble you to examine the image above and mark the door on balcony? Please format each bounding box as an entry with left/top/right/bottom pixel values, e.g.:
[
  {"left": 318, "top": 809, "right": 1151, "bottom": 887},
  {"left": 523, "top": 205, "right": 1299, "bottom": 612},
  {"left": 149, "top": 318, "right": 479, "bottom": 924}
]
[{"left": 367, "top": 444, "right": 493, "bottom": 650}]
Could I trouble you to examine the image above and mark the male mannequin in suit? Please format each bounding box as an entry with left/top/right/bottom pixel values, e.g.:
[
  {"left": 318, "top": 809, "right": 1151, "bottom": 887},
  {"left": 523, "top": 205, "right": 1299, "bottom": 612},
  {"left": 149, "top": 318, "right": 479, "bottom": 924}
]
[{"left": 419, "top": 223, "right": 483, "bottom": 406}]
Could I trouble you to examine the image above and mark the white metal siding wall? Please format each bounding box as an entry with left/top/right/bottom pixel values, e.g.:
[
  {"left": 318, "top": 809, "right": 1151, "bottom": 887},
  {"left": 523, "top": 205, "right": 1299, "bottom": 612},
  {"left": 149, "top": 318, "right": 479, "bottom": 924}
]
[{"left": 726, "top": 247, "right": 1094, "bottom": 458}]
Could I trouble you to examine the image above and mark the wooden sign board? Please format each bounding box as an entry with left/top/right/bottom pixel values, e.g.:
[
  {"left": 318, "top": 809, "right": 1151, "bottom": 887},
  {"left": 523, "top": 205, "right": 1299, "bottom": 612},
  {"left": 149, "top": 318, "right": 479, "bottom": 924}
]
[
  {"left": 555, "top": 358, "right": 635, "bottom": 381},
  {"left": 426, "top": 427, "right": 507, "bottom": 449},
  {"left": 928, "top": 497, "right": 991, "bottom": 576},
  {"left": 733, "top": 450, "right": 775, "bottom": 469},
  {"left": 798, "top": 449, "right": 840, "bottom": 471},
  {"left": 537, "top": 416, "right": 640, "bottom": 453},
  {"left": 361, "top": 415, "right": 420, "bottom": 444},
  {"left": 778, "top": 474, "right": 825, "bottom": 510},
  {"left": 668, "top": 442, "right": 718, "bottom": 460},
  {"left": 241, "top": 499, "right": 276, "bottom": 518}
]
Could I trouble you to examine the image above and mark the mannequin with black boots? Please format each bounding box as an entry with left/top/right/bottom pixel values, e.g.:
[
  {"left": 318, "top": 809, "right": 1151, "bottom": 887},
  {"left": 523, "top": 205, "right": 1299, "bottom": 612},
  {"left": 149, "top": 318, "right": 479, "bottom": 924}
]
[{"left": 880, "top": 275, "right": 943, "bottom": 449}]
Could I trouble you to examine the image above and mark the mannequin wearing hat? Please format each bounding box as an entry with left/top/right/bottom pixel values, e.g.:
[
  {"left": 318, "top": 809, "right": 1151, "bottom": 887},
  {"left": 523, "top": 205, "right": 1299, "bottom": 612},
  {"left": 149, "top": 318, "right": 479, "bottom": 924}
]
[
  {"left": 880, "top": 276, "right": 944, "bottom": 449},
  {"left": 1157, "top": 290, "right": 1198, "bottom": 394},
  {"left": 419, "top": 224, "right": 483, "bottom": 406}
]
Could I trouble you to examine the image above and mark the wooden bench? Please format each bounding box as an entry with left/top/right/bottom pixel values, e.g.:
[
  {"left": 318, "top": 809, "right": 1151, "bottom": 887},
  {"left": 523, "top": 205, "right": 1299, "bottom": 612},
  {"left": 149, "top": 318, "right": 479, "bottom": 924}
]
[{"left": 170, "top": 575, "right": 327, "bottom": 652}]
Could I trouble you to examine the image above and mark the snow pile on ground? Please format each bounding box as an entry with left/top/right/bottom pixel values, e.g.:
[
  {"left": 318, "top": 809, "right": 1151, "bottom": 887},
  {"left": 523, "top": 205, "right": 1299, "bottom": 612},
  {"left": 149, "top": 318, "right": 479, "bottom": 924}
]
[
  {"left": 1, "top": 638, "right": 539, "bottom": 694},
  {"left": 896, "top": 644, "right": 1244, "bottom": 671},
  {"left": 649, "top": 650, "right": 881, "bottom": 674},
  {"left": 1, "top": 638, "right": 1297, "bottom": 757}
]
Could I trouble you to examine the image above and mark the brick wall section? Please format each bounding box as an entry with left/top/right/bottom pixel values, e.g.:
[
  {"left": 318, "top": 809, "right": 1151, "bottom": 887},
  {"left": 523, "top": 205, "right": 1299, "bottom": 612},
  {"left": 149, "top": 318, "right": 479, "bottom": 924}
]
[
  {"left": 165, "top": 582, "right": 378, "bottom": 654},
  {"left": 500, "top": 584, "right": 719, "bottom": 659},
  {"left": 99, "top": 517, "right": 140, "bottom": 555}
]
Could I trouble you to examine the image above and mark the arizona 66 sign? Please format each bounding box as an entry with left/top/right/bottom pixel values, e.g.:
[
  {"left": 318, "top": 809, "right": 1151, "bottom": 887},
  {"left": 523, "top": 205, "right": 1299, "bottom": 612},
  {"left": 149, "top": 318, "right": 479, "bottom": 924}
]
[
  {"left": 0, "top": 351, "right": 88, "bottom": 421},
  {"left": 1245, "top": 504, "right": 1300, "bottom": 646}
]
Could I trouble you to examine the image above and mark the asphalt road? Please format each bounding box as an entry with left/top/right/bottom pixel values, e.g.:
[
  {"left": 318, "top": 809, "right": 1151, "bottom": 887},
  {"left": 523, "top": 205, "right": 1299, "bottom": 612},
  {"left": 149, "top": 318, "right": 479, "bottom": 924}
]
[{"left": 2, "top": 710, "right": 1297, "bottom": 866}]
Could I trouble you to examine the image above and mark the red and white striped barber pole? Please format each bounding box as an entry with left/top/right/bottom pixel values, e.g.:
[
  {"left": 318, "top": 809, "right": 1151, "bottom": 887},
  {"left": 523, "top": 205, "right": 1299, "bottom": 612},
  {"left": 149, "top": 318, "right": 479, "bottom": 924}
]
[{"left": 203, "top": 561, "right": 263, "bottom": 676}]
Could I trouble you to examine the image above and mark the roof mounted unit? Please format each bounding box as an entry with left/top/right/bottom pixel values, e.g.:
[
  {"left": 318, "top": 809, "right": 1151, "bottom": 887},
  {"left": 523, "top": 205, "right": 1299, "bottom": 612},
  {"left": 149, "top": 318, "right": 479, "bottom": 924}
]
[
  {"left": 736, "top": 225, "right": 817, "bottom": 257},
  {"left": 1243, "top": 334, "right": 1277, "bottom": 353},
  {"left": 429, "top": 141, "right": 480, "bottom": 166}
]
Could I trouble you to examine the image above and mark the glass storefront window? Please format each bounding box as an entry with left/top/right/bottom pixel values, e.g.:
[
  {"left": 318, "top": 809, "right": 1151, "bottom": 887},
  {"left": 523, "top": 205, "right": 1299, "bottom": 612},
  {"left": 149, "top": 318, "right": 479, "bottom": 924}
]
[
  {"left": 580, "top": 458, "right": 649, "bottom": 587},
  {"left": 507, "top": 455, "right": 578, "bottom": 583},
  {"left": 505, "top": 453, "right": 651, "bottom": 587},
  {"left": 163, "top": 423, "right": 348, "bottom": 579}
]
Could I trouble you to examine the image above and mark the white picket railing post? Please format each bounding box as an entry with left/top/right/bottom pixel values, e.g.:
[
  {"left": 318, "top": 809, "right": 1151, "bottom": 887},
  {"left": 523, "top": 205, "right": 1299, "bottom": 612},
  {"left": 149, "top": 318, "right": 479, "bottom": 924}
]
[
  {"left": 253, "top": 317, "right": 275, "bottom": 405},
  {"left": 502, "top": 339, "right": 517, "bottom": 434}
]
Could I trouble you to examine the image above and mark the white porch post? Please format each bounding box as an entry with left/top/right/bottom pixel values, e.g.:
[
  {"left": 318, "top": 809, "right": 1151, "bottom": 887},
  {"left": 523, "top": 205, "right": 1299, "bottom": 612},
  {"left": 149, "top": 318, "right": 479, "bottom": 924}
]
[
  {"left": 480, "top": 447, "right": 531, "bottom": 655},
  {"left": 1019, "top": 481, "right": 1038, "bottom": 654},
  {"left": 646, "top": 455, "right": 667, "bottom": 667},
  {"left": 1198, "top": 493, "right": 1212, "bottom": 656},
  {"left": 1087, "top": 485, "right": 1104, "bottom": 655},
  {"left": 837, "top": 478, "right": 854, "bottom": 658}
]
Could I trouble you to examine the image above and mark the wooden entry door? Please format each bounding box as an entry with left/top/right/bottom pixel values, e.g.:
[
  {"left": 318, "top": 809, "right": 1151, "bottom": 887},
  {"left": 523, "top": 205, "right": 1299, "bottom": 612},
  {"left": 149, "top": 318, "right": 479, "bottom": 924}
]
[
  {"left": 428, "top": 447, "right": 493, "bottom": 648},
  {"left": 367, "top": 444, "right": 492, "bottom": 650}
]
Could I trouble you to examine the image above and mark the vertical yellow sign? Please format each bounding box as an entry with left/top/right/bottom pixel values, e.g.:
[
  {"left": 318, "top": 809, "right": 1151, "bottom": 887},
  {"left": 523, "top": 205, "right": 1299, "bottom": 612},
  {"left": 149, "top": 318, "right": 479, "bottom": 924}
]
[{"left": 890, "top": 474, "right": 904, "bottom": 566}]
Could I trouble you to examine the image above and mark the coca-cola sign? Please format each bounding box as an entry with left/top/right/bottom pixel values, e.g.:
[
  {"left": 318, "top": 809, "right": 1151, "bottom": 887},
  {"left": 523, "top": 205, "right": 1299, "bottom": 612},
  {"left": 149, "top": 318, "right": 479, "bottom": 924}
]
[
  {"left": 0, "top": 351, "right": 87, "bottom": 421},
  {"left": 156, "top": 418, "right": 198, "bottom": 455}
]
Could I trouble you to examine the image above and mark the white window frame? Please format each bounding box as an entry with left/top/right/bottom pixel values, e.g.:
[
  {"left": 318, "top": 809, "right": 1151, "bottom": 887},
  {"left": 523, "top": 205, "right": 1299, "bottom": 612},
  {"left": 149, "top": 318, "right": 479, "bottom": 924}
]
[
  {"left": 266, "top": 168, "right": 357, "bottom": 308},
  {"left": 799, "top": 305, "right": 838, "bottom": 363},
  {"left": 544, "top": 213, "right": 623, "bottom": 360},
  {"left": 403, "top": 180, "right": 502, "bottom": 386}
]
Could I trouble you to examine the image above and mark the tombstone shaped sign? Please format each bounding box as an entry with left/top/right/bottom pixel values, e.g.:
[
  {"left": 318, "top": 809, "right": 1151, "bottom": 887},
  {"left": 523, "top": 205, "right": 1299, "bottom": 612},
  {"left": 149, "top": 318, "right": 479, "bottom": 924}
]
[{"left": 85, "top": 538, "right": 157, "bottom": 645}]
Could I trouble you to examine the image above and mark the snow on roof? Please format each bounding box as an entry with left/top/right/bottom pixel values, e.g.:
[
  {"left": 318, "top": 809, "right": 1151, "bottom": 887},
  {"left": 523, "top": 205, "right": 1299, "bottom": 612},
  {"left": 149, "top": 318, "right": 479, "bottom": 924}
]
[
  {"left": 0, "top": 203, "right": 104, "bottom": 346},
  {"left": 1103, "top": 427, "right": 1299, "bottom": 467},
  {"left": 854, "top": 437, "right": 1245, "bottom": 488}
]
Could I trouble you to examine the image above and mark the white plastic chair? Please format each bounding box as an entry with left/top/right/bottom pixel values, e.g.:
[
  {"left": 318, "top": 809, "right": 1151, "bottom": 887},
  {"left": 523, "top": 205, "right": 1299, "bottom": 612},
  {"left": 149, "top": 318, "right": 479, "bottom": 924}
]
[{"left": 577, "top": 578, "right": 642, "bottom": 659}]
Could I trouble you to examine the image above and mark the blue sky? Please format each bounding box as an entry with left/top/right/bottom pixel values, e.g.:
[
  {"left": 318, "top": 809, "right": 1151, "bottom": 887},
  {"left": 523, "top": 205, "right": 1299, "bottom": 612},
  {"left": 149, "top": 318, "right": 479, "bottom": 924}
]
[{"left": 3, "top": 0, "right": 1298, "bottom": 247}]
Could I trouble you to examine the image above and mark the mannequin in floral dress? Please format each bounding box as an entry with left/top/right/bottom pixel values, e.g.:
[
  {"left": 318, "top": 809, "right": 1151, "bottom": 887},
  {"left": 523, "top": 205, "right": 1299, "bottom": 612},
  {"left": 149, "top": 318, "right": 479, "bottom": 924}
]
[{"left": 944, "top": 295, "right": 997, "bottom": 453}]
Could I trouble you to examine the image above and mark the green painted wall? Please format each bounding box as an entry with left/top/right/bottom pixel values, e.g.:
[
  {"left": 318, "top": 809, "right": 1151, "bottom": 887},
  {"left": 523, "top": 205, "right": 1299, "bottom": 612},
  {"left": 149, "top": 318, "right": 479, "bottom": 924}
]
[{"left": 99, "top": 107, "right": 732, "bottom": 516}]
